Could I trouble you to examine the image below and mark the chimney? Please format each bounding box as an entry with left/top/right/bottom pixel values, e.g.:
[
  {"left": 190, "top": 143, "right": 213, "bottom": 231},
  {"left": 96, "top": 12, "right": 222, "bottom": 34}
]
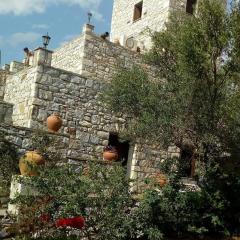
[
  {"left": 82, "top": 24, "right": 95, "bottom": 34},
  {"left": 33, "top": 47, "right": 53, "bottom": 66}
]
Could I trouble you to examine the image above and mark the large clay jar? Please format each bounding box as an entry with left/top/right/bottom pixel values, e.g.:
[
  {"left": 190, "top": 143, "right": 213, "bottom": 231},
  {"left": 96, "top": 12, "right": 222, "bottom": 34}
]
[
  {"left": 47, "top": 113, "right": 62, "bottom": 133},
  {"left": 19, "top": 151, "right": 45, "bottom": 176},
  {"left": 103, "top": 150, "right": 118, "bottom": 161}
]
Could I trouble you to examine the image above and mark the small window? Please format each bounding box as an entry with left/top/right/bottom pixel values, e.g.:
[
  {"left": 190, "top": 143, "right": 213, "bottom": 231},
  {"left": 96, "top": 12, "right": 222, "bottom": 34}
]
[
  {"left": 133, "top": 1, "right": 143, "bottom": 22},
  {"left": 108, "top": 133, "right": 130, "bottom": 166},
  {"left": 186, "top": 0, "right": 197, "bottom": 14},
  {"left": 180, "top": 148, "right": 195, "bottom": 178}
]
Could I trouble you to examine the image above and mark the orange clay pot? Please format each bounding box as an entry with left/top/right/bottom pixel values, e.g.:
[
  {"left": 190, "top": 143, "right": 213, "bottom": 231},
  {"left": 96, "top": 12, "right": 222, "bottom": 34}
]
[
  {"left": 19, "top": 151, "right": 45, "bottom": 176},
  {"left": 155, "top": 173, "right": 168, "bottom": 187},
  {"left": 46, "top": 113, "right": 62, "bottom": 133},
  {"left": 103, "top": 150, "right": 118, "bottom": 161}
]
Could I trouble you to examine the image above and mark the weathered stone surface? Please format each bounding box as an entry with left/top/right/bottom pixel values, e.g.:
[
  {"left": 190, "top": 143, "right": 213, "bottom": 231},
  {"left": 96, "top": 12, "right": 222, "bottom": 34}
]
[
  {"left": 76, "top": 131, "right": 90, "bottom": 142},
  {"left": 0, "top": 101, "right": 13, "bottom": 124},
  {"left": 97, "top": 131, "right": 109, "bottom": 139}
]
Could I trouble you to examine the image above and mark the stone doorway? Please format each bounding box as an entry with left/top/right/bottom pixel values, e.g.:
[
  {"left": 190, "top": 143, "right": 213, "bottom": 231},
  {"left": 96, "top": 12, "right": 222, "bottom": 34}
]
[{"left": 108, "top": 133, "right": 130, "bottom": 167}]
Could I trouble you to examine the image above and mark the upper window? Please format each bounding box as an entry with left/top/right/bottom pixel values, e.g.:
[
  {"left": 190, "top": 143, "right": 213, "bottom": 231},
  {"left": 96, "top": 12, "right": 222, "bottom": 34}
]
[
  {"left": 186, "top": 0, "right": 197, "bottom": 14},
  {"left": 133, "top": 1, "right": 143, "bottom": 22}
]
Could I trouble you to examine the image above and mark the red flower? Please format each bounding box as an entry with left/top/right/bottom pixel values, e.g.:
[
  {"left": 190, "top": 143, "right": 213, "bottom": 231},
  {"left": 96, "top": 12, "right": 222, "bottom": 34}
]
[
  {"left": 70, "top": 216, "right": 85, "bottom": 229},
  {"left": 56, "top": 218, "right": 71, "bottom": 228},
  {"left": 56, "top": 216, "right": 85, "bottom": 229}
]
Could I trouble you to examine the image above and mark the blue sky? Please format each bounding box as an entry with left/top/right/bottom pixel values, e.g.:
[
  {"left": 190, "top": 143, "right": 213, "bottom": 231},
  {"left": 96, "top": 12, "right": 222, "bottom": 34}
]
[{"left": 0, "top": 0, "right": 114, "bottom": 66}]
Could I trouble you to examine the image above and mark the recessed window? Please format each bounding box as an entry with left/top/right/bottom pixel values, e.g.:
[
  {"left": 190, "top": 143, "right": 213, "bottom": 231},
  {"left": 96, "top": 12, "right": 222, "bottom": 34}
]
[
  {"left": 186, "top": 0, "right": 197, "bottom": 14},
  {"left": 180, "top": 148, "right": 195, "bottom": 178},
  {"left": 108, "top": 133, "right": 130, "bottom": 166},
  {"left": 133, "top": 1, "right": 143, "bottom": 22}
]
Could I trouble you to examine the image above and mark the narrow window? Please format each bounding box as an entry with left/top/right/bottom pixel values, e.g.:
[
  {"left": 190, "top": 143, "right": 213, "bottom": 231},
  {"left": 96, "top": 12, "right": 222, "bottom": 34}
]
[
  {"left": 180, "top": 148, "right": 195, "bottom": 178},
  {"left": 133, "top": 1, "right": 143, "bottom": 21},
  {"left": 186, "top": 0, "right": 197, "bottom": 14}
]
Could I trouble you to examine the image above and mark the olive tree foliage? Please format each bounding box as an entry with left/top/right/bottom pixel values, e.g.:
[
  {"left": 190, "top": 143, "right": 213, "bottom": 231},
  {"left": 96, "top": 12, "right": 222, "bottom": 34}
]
[{"left": 104, "top": 0, "right": 240, "bottom": 153}]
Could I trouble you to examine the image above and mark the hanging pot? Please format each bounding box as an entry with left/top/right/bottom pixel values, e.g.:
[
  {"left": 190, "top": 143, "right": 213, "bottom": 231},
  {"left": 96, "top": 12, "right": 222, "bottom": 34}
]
[
  {"left": 103, "top": 146, "right": 118, "bottom": 161},
  {"left": 46, "top": 113, "right": 62, "bottom": 133},
  {"left": 19, "top": 151, "right": 45, "bottom": 176}
]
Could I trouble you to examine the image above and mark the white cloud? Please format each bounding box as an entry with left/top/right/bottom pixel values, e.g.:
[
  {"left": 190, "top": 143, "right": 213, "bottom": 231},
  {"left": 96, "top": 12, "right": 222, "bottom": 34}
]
[
  {"left": 9, "top": 32, "right": 41, "bottom": 46},
  {"left": 32, "top": 24, "right": 49, "bottom": 30},
  {"left": 0, "top": 0, "right": 102, "bottom": 16},
  {"left": 0, "top": 0, "right": 45, "bottom": 15}
]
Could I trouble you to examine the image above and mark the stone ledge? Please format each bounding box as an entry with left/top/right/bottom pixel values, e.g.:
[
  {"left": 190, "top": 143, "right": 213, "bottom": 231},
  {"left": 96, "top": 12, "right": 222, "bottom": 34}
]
[{"left": 0, "top": 122, "right": 70, "bottom": 138}]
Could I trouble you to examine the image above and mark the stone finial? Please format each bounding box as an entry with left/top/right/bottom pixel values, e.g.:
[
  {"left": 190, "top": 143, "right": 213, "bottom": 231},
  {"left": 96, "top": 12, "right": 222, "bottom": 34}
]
[
  {"left": 2, "top": 64, "right": 10, "bottom": 71},
  {"left": 82, "top": 24, "right": 95, "bottom": 34},
  {"left": 10, "top": 61, "right": 25, "bottom": 73},
  {"left": 33, "top": 47, "right": 53, "bottom": 66}
]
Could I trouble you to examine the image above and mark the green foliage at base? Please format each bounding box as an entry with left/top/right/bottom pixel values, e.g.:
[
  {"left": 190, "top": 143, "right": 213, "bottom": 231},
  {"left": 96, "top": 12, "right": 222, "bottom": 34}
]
[
  {"left": 0, "top": 131, "right": 18, "bottom": 191},
  {"left": 137, "top": 154, "right": 240, "bottom": 239}
]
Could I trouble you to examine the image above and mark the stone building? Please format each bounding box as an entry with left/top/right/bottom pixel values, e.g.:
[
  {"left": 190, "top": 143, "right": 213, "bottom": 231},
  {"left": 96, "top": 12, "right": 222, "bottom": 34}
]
[
  {"left": 111, "top": 0, "right": 199, "bottom": 50},
  {"left": 111, "top": 0, "right": 227, "bottom": 51},
  {"left": 1, "top": 0, "right": 212, "bottom": 199}
]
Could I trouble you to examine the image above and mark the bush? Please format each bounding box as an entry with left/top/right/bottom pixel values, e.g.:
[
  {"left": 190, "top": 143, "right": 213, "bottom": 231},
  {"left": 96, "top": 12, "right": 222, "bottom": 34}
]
[
  {"left": 14, "top": 158, "right": 138, "bottom": 240},
  {"left": 0, "top": 131, "right": 18, "bottom": 192},
  {"left": 136, "top": 154, "right": 240, "bottom": 240}
]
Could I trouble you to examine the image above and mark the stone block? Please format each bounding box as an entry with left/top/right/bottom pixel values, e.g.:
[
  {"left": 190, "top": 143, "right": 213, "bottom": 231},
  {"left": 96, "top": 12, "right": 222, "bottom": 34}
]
[
  {"left": 37, "top": 109, "right": 47, "bottom": 121},
  {"left": 86, "top": 79, "right": 93, "bottom": 87},
  {"left": 76, "top": 131, "right": 90, "bottom": 142},
  {"left": 38, "top": 89, "right": 53, "bottom": 101},
  {"left": 0, "top": 101, "right": 13, "bottom": 124},
  {"left": 8, "top": 175, "right": 39, "bottom": 215},
  {"left": 97, "top": 131, "right": 109, "bottom": 139},
  {"left": 80, "top": 121, "right": 91, "bottom": 128},
  {"left": 90, "top": 135, "right": 99, "bottom": 144}
]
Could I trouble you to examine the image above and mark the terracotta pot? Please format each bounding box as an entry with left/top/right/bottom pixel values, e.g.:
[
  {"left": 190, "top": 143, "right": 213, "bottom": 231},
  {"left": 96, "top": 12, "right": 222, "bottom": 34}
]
[
  {"left": 155, "top": 174, "right": 167, "bottom": 187},
  {"left": 19, "top": 151, "right": 45, "bottom": 176},
  {"left": 46, "top": 113, "right": 62, "bottom": 133},
  {"left": 103, "top": 150, "right": 118, "bottom": 161}
]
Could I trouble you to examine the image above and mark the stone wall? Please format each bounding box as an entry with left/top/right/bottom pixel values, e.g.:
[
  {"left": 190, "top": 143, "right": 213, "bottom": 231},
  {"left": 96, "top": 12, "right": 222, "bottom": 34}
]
[
  {"left": 51, "top": 35, "right": 85, "bottom": 74},
  {"left": 0, "top": 70, "right": 8, "bottom": 100},
  {"left": 130, "top": 143, "right": 180, "bottom": 192},
  {"left": 0, "top": 101, "right": 13, "bottom": 124},
  {"left": 0, "top": 123, "right": 69, "bottom": 158},
  {"left": 9, "top": 61, "right": 25, "bottom": 74},
  {"left": 31, "top": 66, "right": 180, "bottom": 191},
  {"left": 30, "top": 65, "right": 124, "bottom": 160},
  {"left": 52, "top": 30, "right": 157, "bottom": 82},
  {"left": 2, "top": 64, "right": 173, "bottom": 185},
  {"left": 80, "top": 33, "right": 157, "bottom": 82},
  {"left": 111, "top": 0, "right": 172, "bottom": 50},
  {"left": 2, "top": 62, "right": 178, "bottom": 192},
  {"left": 4, "top": 67, "right": 37, "bottom": 128}
]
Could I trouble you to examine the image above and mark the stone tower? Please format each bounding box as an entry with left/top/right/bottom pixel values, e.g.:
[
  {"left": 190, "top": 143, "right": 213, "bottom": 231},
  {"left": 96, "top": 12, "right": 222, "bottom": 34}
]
[
  {"left": 110, "top": 0, "right": 194, "bottom": 51},
  {"left": 110, "top": 0, "right": 226, "bottom": 51}
]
